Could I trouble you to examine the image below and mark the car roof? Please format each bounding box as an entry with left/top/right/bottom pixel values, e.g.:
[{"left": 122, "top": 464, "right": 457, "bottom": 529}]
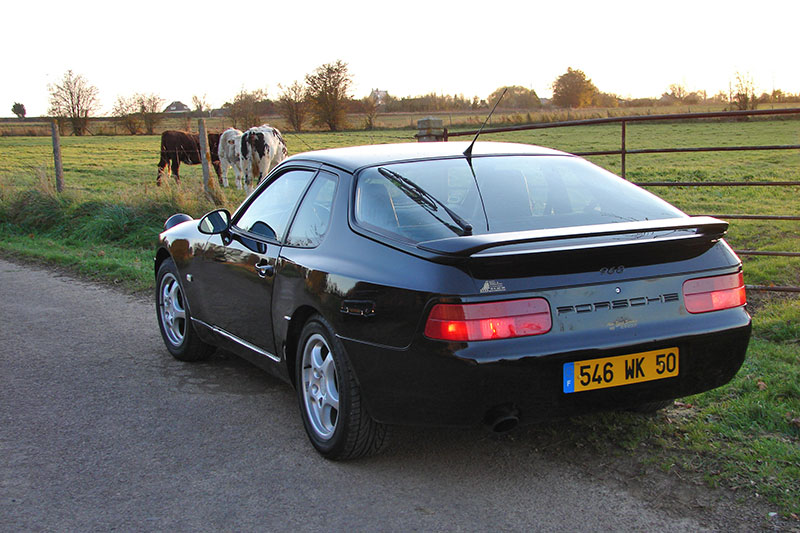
[{"left": 283, "top": 141, "right": 571, "bottom": 173}]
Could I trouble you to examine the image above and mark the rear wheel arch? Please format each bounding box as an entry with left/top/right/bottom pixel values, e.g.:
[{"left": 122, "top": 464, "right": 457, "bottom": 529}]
[{"left": 294, "top": 312, "right": 390, "bottom": 459}]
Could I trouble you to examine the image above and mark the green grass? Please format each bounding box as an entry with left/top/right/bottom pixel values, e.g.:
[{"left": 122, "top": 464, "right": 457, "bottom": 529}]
[
  {"left": 0, "top": 228, "right": 154, "bottom": 292},
  {"left": 0, "top": 120, "right": 798, "bottom": 516}
]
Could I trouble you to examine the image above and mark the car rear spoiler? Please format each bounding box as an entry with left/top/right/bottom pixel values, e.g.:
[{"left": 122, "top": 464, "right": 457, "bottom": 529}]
[{"left": 416, "top": 216, "right": 728, "bottom": 259}]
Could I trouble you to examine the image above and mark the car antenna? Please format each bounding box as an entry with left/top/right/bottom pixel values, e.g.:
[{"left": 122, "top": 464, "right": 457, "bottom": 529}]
[{"left": 463, "top": 87, "right": 507, "bottom": 163}]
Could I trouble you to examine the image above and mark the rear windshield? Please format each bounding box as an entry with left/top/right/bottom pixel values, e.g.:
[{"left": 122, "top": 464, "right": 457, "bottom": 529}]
[{"left": 354, "top": 155, "right": 684, "bottom": 243}]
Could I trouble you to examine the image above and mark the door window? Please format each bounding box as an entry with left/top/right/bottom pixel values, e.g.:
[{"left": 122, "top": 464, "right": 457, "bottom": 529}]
[{"left": 234, "top": 170, "right": 315, "bottom": 241}]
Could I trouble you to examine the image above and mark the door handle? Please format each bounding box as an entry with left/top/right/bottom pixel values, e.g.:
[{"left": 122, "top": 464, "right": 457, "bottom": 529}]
[
  {"left": 254, "top": 262, "right": 274, "bottom": 278},
  {"left": 340, "top": 300, "right": 376, "bottom": 317}
]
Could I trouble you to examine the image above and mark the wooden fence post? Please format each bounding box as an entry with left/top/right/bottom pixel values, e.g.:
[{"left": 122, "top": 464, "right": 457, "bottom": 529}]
[
  {"left": 51, "top": 120, "right": 64, "bottom": 192},
  {"left": 620, "top": 120, "right": 627, "bottom": 180},
  {"left": 415, "top": 117, "right": 445, "bottom": 142},
  {"left": 198, "top": 119, "right": 212, "bottom": 195}
]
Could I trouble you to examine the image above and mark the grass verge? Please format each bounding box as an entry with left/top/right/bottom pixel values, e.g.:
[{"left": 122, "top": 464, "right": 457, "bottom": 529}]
[{"left": 0, "top": 229, "right": 153, "bottom": 293}]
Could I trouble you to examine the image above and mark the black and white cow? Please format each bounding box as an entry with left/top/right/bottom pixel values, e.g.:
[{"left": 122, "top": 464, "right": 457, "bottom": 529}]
[
  {"left": 217, "top": 128, "right": 244, "bottom": 189},
  {"left": 241, "top": 125, "right": 288, "bottom": 192}
]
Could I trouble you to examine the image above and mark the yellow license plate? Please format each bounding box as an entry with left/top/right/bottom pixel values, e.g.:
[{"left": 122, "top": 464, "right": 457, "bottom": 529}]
[{"left": 563, "top": 348, "right": 679, "bottom": 393}]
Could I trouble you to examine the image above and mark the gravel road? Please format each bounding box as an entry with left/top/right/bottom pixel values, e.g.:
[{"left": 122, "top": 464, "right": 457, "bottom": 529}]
[{"left": 0, "top": 258, "right": 784, "bottom": 532}]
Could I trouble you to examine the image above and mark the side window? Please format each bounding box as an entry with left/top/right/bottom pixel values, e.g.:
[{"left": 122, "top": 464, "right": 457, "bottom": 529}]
[
  {"left": 234, "top": 169, "right": 314, "bottom": 241},
  {"left": 286, "top": 171, "right": 338, "bottom": 248}
]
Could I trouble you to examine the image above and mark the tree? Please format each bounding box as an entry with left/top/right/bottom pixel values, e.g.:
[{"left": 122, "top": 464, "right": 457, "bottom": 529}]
[
  {"left": 305, "top": 60, "right": 352, "bottom": 131},
  {"left": 136, "top": 93, "right": 165, "bottom": 134},
  {"left": 551, "top": 68, "right": 597, "bottom": 109},
  {"left": 277, "top": 81, "right": 308, "bottom": 132},
  {"left": 230, "top": 88, "right": 268, "bottom": 129},
  {"left": 192, "top": 94, "right": 209, "bottom": 115},
  {"left": 11, "top": 102, "right": 26, "bottom": 119},
  {"left": 47, "top": 70, "right": 100, "bottom": 135},
  {"left": 360, "top": 94, "right": 379, "bottom": 130},
  {"left": 488, "top": 86, "right": 540, "bottom": 109},
  {"left": 111, "top": 95, "right": 142, "bottom": 134},
  {"left": 668, "top": 83, "right": 687, "bottom": 102},
  {"left": 732, "top": 72, "right": 757, "bottom": 110},
  {"left": 683, "top": 92, "right": 702, "bottom": 105},
  {"left": 592, "top": 92, "right": 619, "bottom": 108}
]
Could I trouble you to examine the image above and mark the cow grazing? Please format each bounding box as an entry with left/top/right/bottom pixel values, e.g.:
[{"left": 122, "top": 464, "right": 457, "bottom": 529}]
[
  {"left": 217, "top": 128, "right": 244, "bottom": 189},
  {"left": 241, "top": 125, "right": 288, "bottom": 192},
  {"left": 157, "top": 130, "right": 222, "bottom": 185}
]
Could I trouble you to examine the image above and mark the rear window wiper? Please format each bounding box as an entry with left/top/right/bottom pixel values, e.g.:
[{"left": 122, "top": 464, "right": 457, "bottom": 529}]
[{"left": 378, "top": 167, "right": 473, "bottom": 236}]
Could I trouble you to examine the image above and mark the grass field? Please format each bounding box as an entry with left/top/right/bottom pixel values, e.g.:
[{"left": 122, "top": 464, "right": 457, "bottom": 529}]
[{"left": 0, "top": 119, "right": 798, "bottom": 516}]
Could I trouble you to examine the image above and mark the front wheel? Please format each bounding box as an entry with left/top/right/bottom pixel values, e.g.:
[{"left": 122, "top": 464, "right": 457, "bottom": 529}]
[
  {"left": 156, "top": 258, "right": 214, "bottom": 362},
  {"left": 296, "top": 315, "right": 390, "bottom": 460}
]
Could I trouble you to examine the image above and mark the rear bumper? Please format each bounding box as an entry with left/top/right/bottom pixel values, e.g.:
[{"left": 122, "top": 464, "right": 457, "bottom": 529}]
[{"left": 341, "top": 308, "right": 751, "bottom": 427}]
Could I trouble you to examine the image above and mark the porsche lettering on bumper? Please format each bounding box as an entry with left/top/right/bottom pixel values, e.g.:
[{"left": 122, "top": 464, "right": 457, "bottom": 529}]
[{"left": 556, "top": 293, "right": 679, "bottom": 315}]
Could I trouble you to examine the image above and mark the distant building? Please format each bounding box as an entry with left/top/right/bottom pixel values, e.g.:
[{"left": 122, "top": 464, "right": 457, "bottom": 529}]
[
  {"left": 163, "top": 101, "right": 190, "bottom": 113},
  {"left": 369, "top": 89, "right": 388, "bottom": 106}
]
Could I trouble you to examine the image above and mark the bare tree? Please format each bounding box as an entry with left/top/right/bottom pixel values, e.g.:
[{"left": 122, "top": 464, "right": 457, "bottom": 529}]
[
  {"left": 111, "top": 95, "right": 142, "bottom": 134},
  {"left": 12, "top": 102, "right": 26, "bottom": 119},
  {"left": 360, "top": 94, "right": 379, "bottom": 130},
  {"left": 136, "top": 93, "right": 165, "bottom": 134},
  {"left": 48, "top": 70, "right": 100, "bottom": 135},
  {"left": 732, "top": 72, "right": 757, "bottom": 110},
  {"left": 670, "top": 84, "right": 687, "bottom": 101},
  {"left": 230, "top": 88, "right": 267, "bottom": 129},
  {"left": 278, "top": 81, "right": 308, "bottom": 132},
  {"left": 305, "top": 60, "right": 352, "bottom": 131},
  {"left": 192, "top": 94, "right": 210, "bottom": 115}
]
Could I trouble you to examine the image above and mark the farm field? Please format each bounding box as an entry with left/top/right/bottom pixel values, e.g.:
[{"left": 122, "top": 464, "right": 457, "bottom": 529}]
[
  {"left": 0, "top": 120, "right": 798, "bottom": 516},
  {"left": 2, "top": 119, "right": 798, "bottom": 288}
]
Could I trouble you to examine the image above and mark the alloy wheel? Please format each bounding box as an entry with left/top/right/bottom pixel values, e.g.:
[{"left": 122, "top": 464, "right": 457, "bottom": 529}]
[{"left": 301, "top": 333, "right": 340, "bottom": 440}]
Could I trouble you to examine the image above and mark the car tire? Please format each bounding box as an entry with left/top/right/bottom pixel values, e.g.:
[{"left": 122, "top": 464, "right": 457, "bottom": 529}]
[
  {"left": 156, "top": 258, "right": 214, "bottom": 362},
  {"left": 296, "top": 315, "right": 390, "bottom": 460}
]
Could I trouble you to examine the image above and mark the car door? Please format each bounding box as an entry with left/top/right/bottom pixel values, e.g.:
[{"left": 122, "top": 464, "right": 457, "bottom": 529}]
[{"left": 197, "top": 168, "right": 317, "bottom": 358}]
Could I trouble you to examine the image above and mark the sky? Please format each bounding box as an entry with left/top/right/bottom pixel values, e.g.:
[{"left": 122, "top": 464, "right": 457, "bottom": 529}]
[{"left": 4, "top": 0, "right": 799, "bottom": 117}]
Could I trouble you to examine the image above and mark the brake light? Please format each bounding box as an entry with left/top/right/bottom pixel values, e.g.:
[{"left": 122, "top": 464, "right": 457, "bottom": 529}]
[
  {"left": 683, "top": 272, "right": 746, "bottom": 313},
  {"left": 424, "top": 298, "right": 552, "bottom": 341}
]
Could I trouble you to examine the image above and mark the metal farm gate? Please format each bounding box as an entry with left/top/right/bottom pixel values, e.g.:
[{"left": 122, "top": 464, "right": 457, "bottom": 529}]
[{"left": 443, "top": 108, "right": 800, "bottom": 293}]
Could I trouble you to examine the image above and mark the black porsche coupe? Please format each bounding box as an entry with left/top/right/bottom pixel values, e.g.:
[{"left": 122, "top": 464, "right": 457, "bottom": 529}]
[{"left": 155, "top": 141, "right": 751, "bottom": 459}]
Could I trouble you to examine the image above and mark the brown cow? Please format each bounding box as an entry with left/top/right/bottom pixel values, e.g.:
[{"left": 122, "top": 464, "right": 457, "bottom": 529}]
[{"left": 157, "top": 130, "right": 223, "bottom": 185}]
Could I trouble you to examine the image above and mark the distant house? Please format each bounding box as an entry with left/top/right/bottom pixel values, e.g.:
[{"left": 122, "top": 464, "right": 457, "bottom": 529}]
[
  {"left": 163, "top": 101, "right": 190, "bottom": 113},
  {"left": 369, "top": 89, "right": 388, "bottom": 106}
]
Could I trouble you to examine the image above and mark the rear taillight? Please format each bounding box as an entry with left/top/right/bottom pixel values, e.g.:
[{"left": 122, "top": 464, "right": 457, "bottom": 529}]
[
  {"left": 424, "top": 298, "right": 552, "bottom": 341},
  {"left": 683, "top": 272, "right": 746, "bottom": 314}
]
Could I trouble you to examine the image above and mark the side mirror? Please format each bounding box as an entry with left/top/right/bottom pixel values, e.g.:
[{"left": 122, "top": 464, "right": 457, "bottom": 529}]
[{"left": 198, "top": 209, "right": 231, "bottom": 235}]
